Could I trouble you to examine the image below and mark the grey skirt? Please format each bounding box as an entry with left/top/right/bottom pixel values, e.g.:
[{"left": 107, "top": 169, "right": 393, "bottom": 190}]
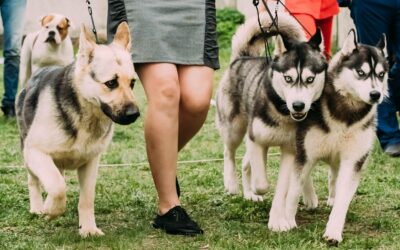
[{"left": 107, "top": 0, "right": 220, "bottom": 69}]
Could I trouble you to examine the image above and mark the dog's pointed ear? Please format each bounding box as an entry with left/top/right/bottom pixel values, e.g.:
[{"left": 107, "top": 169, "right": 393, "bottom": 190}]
[
  {"left": 77, "top": 24, "right": 95, "bottom": 58},
  {"left": 112, "top": 22, "right": 131, "bottom": 52},
  {"left": 308, "top": 28, "right": 323, "bottom": 51},
  {"left": 376, "top": 33, "right": 387, "bottom": 58},
  {"left": 273, "top": 35, "right": 286, "bottom": 55},
  {"left": 341, "top": 29, "right": 358, "bottom": 56},
  {"left": 281, "top": 34, "right": 296, "bottom": 51}
]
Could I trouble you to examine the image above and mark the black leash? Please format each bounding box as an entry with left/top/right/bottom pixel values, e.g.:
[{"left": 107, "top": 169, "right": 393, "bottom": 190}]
[
  {"left": 86, "top": 0, "right": 99, "bottom": 44},
  {"left": 253, "top": 0, "right": 273, "bottom": 62}
]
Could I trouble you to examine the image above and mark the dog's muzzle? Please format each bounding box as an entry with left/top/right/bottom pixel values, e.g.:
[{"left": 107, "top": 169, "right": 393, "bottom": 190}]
[
  {"left": 45, "top": 31, "right": 57, "bottom": 44},
  {"left": 290, "top": 101, "right": 308, "bottom": 122},
  {"left": 101, "top": 102, "right": 140, "bottom": 125}
]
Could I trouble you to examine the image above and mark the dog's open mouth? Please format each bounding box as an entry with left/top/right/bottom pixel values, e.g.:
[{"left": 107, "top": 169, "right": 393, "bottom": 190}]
[{"left": 290, "top": 112, "right": 308, "bottom": 122}]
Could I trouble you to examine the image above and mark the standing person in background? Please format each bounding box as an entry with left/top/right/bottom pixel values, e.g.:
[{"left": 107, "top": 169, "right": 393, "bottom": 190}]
[
  {"left": 343, "top": 0, "right": 400, "bottom": 157},
  {"left": 107, "top": 0, "right": 219, "bottom": 235},
  {"left": 263, "top": 0, "right": 339, "bottom": 59},
  {"left": 0, "top": 0, "right": 27, "bottom": 118}
]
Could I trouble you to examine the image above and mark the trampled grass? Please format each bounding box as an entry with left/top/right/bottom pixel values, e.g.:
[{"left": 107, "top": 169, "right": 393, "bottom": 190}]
[{"left": 1, "top": 47, "right": 400, "bottom": 250}]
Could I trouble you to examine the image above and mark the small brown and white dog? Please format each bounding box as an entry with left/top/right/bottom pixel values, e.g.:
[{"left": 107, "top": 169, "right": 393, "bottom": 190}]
[{"left": 19, "top": 13, "right": 74, "bottom": 87}]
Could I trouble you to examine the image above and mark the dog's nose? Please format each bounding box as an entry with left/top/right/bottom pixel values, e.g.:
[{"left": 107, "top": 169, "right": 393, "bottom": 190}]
[
  {"left": 369, "top": 91, "right": 381, "bottom": 102},
  {"left": 292, "top": 101, "right": 305, "bottom": 112},
  {"left": 48, "top": 31, "right": 56, "bottom": 37},
  {"left": 123, "top": 105, "right": 140, "bottom": 123}
]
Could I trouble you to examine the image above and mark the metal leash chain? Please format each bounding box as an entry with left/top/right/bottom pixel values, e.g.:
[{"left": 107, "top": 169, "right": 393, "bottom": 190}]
[
  {"left": 86, "top": 0, "right": 99, "bottom": 44},
  {"left": 253, "top": 0, "right": 272, "bottom": 62}
]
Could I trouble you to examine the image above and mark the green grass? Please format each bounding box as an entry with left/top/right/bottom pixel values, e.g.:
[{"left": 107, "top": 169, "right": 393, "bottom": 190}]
[{"left": 1, "top": 44, "right": 400, "bottom": 250}]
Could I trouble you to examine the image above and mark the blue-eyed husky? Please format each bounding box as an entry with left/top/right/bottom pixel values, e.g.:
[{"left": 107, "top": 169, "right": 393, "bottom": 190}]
[
  {"left": 270, "top": 30, "right": 388, "bottom": 245},
  {"left": 216, "top": 11, "right": 327, "bottom": 202},
  {"left": 16, "top": 22, "right": 139, "bottom": 237}
]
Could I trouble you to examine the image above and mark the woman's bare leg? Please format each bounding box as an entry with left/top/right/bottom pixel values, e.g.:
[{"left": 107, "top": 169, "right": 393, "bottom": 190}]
[
  {"left": 177, "top": 65, "right": 214, "bottom": 150},
  {"left": 135, "top": 63, "right": 181, "bottom": 214}
]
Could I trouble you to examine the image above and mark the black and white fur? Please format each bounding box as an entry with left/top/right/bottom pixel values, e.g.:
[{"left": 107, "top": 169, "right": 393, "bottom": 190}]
[
  {"left": 216, "top": 11, "right": 327, "bottom": 202},
  {"left": 271, "top": 30, "right": 389, "bottom": 244},
  {"left": 16, "top": 22, "right": 139, "bottom": 237}
]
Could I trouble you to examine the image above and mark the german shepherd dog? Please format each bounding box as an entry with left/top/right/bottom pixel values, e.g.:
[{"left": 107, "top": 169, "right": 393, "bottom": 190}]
[
  {"left": 216, "top": 11, "right": 327, "bottom": 202},
  {"left": 271, "top": 30, "right": 388, "bottom": 245},
  {"left": 16, "top": 22, "right": 139, "bottom": 237}
]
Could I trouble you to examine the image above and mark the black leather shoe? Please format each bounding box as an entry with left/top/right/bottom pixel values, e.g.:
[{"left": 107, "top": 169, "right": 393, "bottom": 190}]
[
  {"left": 384, "top": 144, "right": 400, "bottom": 157},
  {"left": 1, "top": 105, "right": 16, "bottom": 118},
  {"left": 153, "top": 206, "right": 203, "bottom": 236}
]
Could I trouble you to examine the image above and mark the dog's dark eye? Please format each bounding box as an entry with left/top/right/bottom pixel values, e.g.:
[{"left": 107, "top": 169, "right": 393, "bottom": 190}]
[
  {"left": 130, "top": 79, "right": 135, "bottom": 89},
  {"left": 378, "top": 72, "right": 385, "bottom": 78},
  {"left": 104, "top": 79, "right": 119, "bottom": 89},
  {"left": 306, "top": 76, "right": 315, "bottom": 84},
  {"left": 356, "top": 69, "right": 366, "bottom": 77},
  {"left": 284, "top": 76, "right": 293, "bottom": 83}
]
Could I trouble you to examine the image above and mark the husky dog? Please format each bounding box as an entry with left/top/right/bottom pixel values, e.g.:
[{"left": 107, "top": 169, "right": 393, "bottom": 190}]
[
  {"left": 216, "top": 11, "right": 327, "bottom": 202},
  {"left": 20, "top": 14, "right": 74, "bottom": 87},
  {"left": 271, "top": 30, "right": 388, "bottom": 244},
  {"left": 16, "top": 22, "right": 139, "bottom": 237}
]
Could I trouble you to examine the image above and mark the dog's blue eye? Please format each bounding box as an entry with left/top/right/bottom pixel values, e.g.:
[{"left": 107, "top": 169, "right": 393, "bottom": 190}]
[
  {"left": 357, "top": 69, "right": 365, "bottom": 77},
  {"left": 306, "top": 77, "right": 315, "bottom": 84},
  {"left": 105, "top": 79, "right": 119, "bottom": 89},
  {"left": 284, "top": 76, "right": 293, "bottom": 83},
  {"left": 378, "top": 72, "right": 385, "bottom": 78}
]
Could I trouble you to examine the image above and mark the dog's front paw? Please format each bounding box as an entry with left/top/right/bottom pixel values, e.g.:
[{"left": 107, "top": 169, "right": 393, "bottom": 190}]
[
  {"left": 79, "top": 226, "right": 104, "bottom": 237},
  {"left": 323, "top": 230, "right": 342, "bottom": 246},
  {"left": 251, "top": 179, "right": 268, "bottom": 195},
  {"left": 303, "top": 192, "right": 318, "bottom": 210},
  {"left": 224, "top": 175, "right": 240, "bottom": 195},
  {"left": 268, "top": 214, "right": 296, "bottom": 232},
  {"left": 326, "top": 197, "right": 335, "bottom": 207},
  {"left": 43, "top": 195, "right": 66, "bottom": 219},
  {"left": 243, "top": 191, "right": 263, "bottom": 202},
  {"left": 30, "top": 204, "right": 44, "bottom": 215}
]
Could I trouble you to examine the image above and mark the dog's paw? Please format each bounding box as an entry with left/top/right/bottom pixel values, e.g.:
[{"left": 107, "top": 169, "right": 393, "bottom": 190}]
[
  {"left": 224, "top": 177, "right": 240, "bottom": 195},
  {"left": 323, "top": 231, "right": 342, "bottom": 247},
  {"left": 43, "top": 195, "right": 66, "bottom": 219},
  {"left": 251, "top": 179, "right": 268, "bottom": 195},
  {"left": 303, "top": 193, "right": 319, "bottom": 210},
  {"left": 79, "top": 226, "right": 104, "bottom": 237},
  {"left": 30, "top": 204, "right": 44, "bottom": 215},
  {"left": 268, "top": 215, "right": 296, "bottom": 232},
  {"left": 326, "top": 197, "right": 335, "bottom": 207},
  {"left": 243, "top": 191, "right": 263, "bottom": 202}
]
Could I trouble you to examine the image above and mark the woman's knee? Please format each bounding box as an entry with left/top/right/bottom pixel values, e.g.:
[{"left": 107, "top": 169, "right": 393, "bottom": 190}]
[
  {"left": 180, "top": 89, "right": 212, "bottom": 115},
  {"left": 138, "top": 64, "right": 181, "bottom": 108}
]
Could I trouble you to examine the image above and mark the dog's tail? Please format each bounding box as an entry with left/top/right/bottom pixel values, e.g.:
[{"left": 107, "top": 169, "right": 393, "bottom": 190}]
[{"left": 231, "top": 11, "right": 306, "bottom": 59}]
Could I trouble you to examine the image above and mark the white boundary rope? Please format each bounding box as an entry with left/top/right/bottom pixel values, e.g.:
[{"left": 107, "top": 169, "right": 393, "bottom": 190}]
[{"left": 0, "top": 153, "right": 282, "bottom": 169}]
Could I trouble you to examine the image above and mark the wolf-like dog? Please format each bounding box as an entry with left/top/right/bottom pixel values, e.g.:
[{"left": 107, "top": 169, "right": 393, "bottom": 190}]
[
  {"left": 216, "top": 11, "right": 327, "bottom": 202},
  {"left": 271, "top": 30, "right": 388, "bottom": 245},
  {"left": 16, "top": 22, "right": 139, "bottom": 237}
]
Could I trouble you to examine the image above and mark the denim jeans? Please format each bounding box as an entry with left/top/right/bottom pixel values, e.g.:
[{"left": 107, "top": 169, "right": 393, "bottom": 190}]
[
  {"left": 350, "top": 0, "right": 400, "bottom": 149},
  {"left": 0, "top": 0, "right": 26, "bottom": 108}
]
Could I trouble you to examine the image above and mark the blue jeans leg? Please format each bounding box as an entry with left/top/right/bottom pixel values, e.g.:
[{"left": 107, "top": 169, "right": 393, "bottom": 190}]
[{"left": 1, "top": 0, "right": 27, "bottom": 108}]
